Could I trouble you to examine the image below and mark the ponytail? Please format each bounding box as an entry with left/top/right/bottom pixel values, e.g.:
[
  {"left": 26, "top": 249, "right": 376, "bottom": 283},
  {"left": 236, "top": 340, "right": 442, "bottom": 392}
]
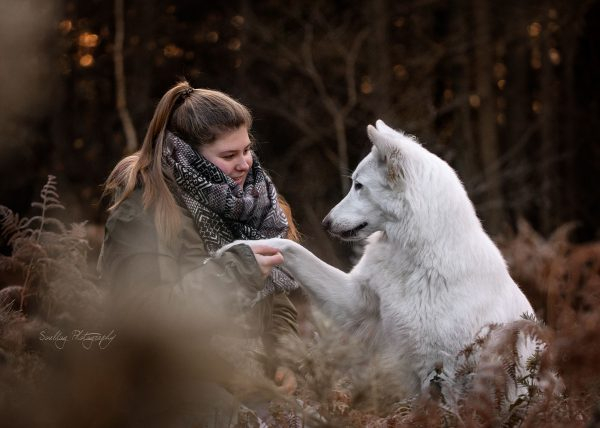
[{"left": 104, "top": 80, "right": 194, "bottom": 244}]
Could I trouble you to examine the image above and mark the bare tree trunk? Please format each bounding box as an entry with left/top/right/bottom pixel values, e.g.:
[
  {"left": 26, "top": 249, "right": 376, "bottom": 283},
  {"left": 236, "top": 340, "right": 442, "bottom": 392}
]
[
  {"left": 333, "top": 114, "right": 350, "bottom": 194},
  {"left": 472, "top": 0, "right": 504, "bottom": 233},
  {"left": 114, "top": 0, "right": 138, "bottom": 153},
  {"left": 504, "top": 1, "right": 531, "bottom": 219},
  {"left": 236, "top": 0, "right": 251, "bottom": 91},
  {"left": 539, "top": 27, "right": 560, "bottom": 234},
  {"left": 450, "top": 0, "right": 478, "bottom": 193},
  {"left": 128, "top": 0, "right": 157, "bottom": 137},
  {"left": 368, "top": 0, "right": 392, "bottom": 122},
  {"left": 300, "top": 26, "right": 367, "bottom": 196},
  {"left": 562, "top": 21, "right": 578, "bottom": 222},
  {"left": 505, "top": 2, "right": 530, "bottom": 144}
]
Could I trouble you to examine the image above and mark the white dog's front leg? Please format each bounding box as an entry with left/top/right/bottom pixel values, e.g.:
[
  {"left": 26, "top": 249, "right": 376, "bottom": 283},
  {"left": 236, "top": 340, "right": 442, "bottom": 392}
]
[{"left": 220, "top": 239, "right": 373, "bottom": 324}]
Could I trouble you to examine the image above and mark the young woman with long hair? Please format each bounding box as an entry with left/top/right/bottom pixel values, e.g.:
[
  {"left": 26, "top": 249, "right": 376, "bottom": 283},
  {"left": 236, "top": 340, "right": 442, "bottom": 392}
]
[{"left": 99, "top": 80, "right": 300, "bottom": 422}]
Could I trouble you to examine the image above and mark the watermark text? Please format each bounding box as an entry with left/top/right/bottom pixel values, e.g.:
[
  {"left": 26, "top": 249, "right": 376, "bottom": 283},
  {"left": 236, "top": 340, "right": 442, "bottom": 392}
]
[{"left": 39, "top": 329, "right": 116, "bottom": 350}]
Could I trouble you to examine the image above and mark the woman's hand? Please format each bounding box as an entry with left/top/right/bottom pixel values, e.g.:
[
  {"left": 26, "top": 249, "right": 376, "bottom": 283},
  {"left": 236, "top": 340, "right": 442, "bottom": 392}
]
[
  {"left": 249, "top": 244, "right": 284, "bottom": 278},
  {"left": 274, "top": 366, "right": 297, "bottom": 395}
]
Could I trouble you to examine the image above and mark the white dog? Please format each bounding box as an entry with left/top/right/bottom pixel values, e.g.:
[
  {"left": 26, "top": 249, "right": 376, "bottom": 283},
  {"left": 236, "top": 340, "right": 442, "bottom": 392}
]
[{"left": 222, "top": 120, "right": 534, "bottom": 397}]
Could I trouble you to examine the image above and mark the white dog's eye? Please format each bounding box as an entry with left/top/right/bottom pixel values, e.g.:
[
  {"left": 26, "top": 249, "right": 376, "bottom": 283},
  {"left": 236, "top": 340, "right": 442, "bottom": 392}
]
[{"left": 353, "top": 181, "right": 363, "bottom": 190}]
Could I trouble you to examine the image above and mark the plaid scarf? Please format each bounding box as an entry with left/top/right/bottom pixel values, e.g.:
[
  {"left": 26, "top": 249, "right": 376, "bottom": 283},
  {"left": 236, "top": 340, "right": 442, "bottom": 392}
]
[{"left": 162, "top": 131, "right": 298, "bottom": 300}]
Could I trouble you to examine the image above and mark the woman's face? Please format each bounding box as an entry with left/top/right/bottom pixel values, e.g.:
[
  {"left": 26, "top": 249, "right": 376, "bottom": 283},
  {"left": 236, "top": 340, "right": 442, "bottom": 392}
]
[{"left": 199, "top": 126, "right": 253, "bottom": 187}]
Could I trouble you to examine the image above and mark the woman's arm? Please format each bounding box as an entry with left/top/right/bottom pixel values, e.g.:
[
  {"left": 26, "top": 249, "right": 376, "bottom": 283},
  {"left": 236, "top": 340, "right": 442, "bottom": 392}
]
[
  {"left": 261, "top": 291, "right": 301, "bottom": 394},
  {"left": 99, "top": 197, "right": 269, "bottom": 333}
]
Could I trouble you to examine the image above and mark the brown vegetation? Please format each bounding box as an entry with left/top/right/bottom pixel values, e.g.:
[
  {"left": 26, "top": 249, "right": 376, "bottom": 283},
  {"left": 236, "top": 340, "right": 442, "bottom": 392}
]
[{"left": 0, "top": 178, "right": 599, "bottom": 427}]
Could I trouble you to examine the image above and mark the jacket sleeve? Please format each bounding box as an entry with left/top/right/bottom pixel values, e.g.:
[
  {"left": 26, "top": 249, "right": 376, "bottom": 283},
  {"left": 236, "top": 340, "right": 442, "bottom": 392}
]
[
  {"left": 98, "top": 197, "right": 266, "bottom": 333},
  {"left": 261, "top": 291, "right": 301, "bottom": 373}
]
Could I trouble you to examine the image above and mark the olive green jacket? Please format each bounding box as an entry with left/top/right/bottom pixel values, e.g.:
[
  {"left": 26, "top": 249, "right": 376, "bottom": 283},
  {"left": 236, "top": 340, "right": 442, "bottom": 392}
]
[{"left": 98, "top": 189, "right": 298, "bottom": 374}]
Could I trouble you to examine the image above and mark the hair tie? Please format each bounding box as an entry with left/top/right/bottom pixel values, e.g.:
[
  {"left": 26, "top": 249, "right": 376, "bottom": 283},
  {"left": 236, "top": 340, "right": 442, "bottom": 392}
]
[{"left": 181, "top": 87, "right": 194, "bottom": 99}]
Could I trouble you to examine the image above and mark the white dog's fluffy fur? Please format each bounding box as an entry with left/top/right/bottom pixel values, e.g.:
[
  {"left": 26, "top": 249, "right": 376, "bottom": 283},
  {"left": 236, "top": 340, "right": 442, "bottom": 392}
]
[{"left": 222, "top": 120, "right": 534, "bottom": 397}]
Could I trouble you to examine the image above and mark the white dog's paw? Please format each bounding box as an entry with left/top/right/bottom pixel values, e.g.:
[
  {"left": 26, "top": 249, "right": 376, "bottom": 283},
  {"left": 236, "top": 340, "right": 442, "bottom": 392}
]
[
  {"left": 251, "top": 237, "right": 285, "bottom": 249},
  {"left": 215, "top": 238, "right": 291, "bottom": 258},
  {"left": 215, "top": 240, "right": 249, "bottom": 257}
]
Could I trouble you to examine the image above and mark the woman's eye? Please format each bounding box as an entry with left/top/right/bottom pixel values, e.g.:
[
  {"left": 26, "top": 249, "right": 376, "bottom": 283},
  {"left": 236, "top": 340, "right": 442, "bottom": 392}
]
[
  {"left": 222, "top": 154, "right": 235, "bottom": 160},
  {"left": 354, "top": 181, "right": 363, "bottom": 190}
]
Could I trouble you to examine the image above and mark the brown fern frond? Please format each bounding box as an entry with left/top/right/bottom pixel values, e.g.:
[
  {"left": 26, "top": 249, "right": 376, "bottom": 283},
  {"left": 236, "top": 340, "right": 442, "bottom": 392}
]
[
  {"left": 40, "top": 231, "right": 79, "bottom": 259},
  {"left": 28, "top": 176, "right": 67, "bottom": 240},
  {"left": 68, "top": 222, "right": 89, "bottom": 240},
  {"left": 60, "top": 222, "right": 92, "bottom": 253},
  {"left": 22, "top": 216, "right": 66, "bottom": 234},
  {"left": 38, "top": 175, "right": 62, "bottom": 205},
  {"left": 31, "top": 202, "right": 65, "bottom": 212},
  {"left": 16, "top": 216, "right": 38, "bottom": 232},
  {"left": 41, "top": 217, "right": 67, "bottom": 232},
  {"left": 0, "top": 255, "right": 26, "bottom": 274},
  {"left": 11, "top": 240, "right": 47, "bottom": 263},
  {"left": 43, "top": 258, "right": 85, "bottom": 281},
  {"left": 0, "top": 206, "right": 22, "bottom": 245},
  {"left": 0, "top": 285, "right": 24, "bottom": 311}
]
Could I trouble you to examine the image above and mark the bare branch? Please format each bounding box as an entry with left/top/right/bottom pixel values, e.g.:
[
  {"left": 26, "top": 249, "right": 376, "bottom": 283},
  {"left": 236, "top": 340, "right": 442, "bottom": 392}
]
[
  {"left": 300, "top": 25, "right": 338, "bottom": 116},
  {"left": 114, "top": 0, "right": 138, "bottom": 154},
  {"left": 341, "top": 29, "right": 368, "bottom": 116}
]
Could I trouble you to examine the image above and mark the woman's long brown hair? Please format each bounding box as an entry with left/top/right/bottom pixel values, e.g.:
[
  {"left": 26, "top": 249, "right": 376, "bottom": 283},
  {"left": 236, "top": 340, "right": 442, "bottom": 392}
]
[{"left": 277, "top": 195, "right": 300, "bottom": 242}]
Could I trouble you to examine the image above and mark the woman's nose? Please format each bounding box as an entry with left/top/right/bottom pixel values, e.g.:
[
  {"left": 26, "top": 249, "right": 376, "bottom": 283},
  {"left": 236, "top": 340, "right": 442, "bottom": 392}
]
[{"left": 236, "top": 156, "right": 249, "bottom": 171}]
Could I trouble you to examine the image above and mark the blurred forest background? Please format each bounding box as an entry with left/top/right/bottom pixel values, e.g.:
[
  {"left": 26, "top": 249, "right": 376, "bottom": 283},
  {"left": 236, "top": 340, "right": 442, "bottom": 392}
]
[{"left": 1, "top": 0, "right": 599, "bottom": 268}]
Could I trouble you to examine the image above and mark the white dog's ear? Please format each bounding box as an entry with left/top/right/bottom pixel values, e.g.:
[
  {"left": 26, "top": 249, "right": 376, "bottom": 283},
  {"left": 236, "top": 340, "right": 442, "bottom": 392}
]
[
  {"left": 367, "top": 123, "right": 405, "bottom": 183},
  {"left": 367, "top": 124, "right": 397, "bottom": 156},
  {"left": 374, "top": 119, "right": 397, "bottom": 136}
]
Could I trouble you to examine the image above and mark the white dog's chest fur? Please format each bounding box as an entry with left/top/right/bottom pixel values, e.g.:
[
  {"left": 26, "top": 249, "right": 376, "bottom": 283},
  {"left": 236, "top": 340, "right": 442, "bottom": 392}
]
[
  {"left": 352, "top": 237, "right": 469, "bottom": 377},
  {"left": 346, "top": 228, "right": 532, "bottom": 385}
]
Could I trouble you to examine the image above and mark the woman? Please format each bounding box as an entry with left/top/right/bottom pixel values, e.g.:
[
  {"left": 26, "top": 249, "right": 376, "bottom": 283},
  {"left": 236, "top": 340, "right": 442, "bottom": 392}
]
[{"left": 98, "top": 81, "right": 299, "bottom": 406}]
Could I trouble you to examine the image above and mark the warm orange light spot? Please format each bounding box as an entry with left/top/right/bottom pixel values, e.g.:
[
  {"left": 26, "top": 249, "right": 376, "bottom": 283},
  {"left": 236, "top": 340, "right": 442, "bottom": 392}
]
[
  {"left": 228, "top": 38, "right": 241, "bottom": 51},
  {"left": 206, "top": 31, "right": 219, "bottom": 43},
  {"left": 497, "top": 79, "right": 506, "bottom": 90},
  {"left": 163, "top": 43, "right": 183, "bottom": 58},
  {"left": 58, "top": 20, "right": 72, "bottom": 33},
  {"left": 361, "top": 77, "right": 373, "bottom": 94},
  {"left": 393, "top": 64, "right": 408, "bottom": 79},
  {"left": 469, "top": 94, "right": 480, "bottom": 108},
  {"left": 532, "top": 100, "right": 542, "bottom": 114},
  {"left": 79, "top": 32, "right": 99, "bottom": 48},
  {"left": 79, "top": 54, "right": 94, "bottom": 67},
  {"left": 493, "top": 62, "right": 507, "bottom": 79},
  {"left": 231, "top": 15, "right": 245, "bottom": 28},
  {"left": 443, "top": 89, "right": 454, "bottom": 102},
  {"left": 549, "top": 48, "right": 561, "bottom": 65},
  {"left": 393, "top": 17, "right": 405, "bottom": 28},
  {"left": 528, "top": 22, "right": 542, "bottom": 38}
]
